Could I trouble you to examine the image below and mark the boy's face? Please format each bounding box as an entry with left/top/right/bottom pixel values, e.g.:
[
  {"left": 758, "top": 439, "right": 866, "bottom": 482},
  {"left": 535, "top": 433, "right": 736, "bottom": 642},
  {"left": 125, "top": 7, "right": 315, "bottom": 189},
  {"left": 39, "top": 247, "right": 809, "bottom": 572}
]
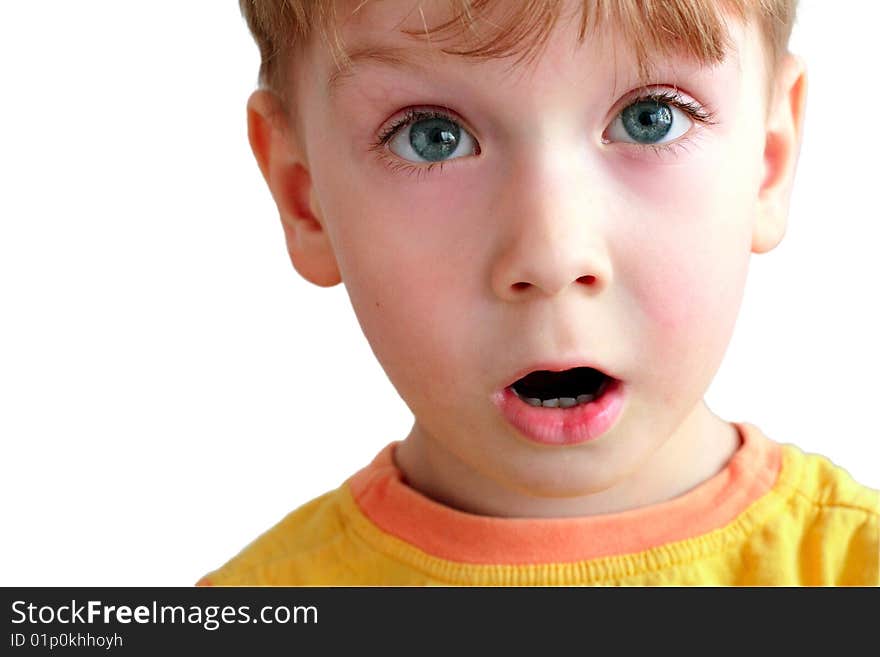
[{"left": 254, "top": 0, "right": 805, "bottom": 506}]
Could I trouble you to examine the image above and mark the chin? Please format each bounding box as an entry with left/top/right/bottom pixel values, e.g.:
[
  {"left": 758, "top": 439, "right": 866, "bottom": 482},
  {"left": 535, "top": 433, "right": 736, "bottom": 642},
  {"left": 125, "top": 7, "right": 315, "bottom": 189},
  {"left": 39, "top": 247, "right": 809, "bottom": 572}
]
[{"left": 498, "top": 460, "right": 627, "bottom": 500}]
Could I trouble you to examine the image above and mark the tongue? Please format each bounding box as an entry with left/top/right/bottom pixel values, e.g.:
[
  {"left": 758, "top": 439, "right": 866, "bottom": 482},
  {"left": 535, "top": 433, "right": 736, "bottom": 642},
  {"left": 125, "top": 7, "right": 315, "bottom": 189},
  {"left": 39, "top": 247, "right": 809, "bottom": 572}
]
[{"left": 513, "top": 367, "right": 606, "bottom": 400}]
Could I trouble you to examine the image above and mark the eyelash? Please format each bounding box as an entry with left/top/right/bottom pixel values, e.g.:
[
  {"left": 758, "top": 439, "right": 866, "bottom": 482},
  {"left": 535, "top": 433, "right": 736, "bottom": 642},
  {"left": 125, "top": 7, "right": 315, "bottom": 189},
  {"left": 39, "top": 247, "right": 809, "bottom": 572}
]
[{"left": 368, "top": 89, "right": 718, "bottom": 179}]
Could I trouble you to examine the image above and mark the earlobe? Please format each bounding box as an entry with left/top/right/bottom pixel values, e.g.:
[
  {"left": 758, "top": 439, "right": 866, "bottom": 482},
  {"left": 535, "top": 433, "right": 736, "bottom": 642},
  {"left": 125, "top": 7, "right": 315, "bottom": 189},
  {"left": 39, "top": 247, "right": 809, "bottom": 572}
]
[
  {"left": 245, "top": 90, "right": 342, "bottom": 287},
  {"left": 752, "top": 55, "right": 808, "bottom": 255},
  {"left": 752, "top": 198, "right": 785, "bottom": 255}
]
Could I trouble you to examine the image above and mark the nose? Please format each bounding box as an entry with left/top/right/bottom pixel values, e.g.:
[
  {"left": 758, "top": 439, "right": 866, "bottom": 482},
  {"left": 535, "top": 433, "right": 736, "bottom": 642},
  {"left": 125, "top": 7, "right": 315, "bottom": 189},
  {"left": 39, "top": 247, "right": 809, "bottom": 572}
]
[{"left": 489, "top": 153, "right": 614, "bottom": 301}]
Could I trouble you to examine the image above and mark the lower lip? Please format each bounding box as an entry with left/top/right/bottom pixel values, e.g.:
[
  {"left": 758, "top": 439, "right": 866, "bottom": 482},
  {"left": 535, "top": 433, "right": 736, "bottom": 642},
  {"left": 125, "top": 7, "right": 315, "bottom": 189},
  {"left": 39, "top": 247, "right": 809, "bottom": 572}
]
[{"left": 491, "top": 378, "right": 627, "bottom": 446}]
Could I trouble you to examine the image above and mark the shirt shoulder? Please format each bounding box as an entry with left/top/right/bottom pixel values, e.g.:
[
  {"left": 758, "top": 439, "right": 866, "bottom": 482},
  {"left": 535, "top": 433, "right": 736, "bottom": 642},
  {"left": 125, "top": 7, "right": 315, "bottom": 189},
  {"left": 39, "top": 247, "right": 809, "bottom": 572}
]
[
  {"left": 768, "top": 444, "right": 879, "bottom": 585},
  {"left": 780, "top": 443, "right": 879, "bottom": 513},
  {"left": 197, "top": 485, "right": 353, "bottom": 586}
]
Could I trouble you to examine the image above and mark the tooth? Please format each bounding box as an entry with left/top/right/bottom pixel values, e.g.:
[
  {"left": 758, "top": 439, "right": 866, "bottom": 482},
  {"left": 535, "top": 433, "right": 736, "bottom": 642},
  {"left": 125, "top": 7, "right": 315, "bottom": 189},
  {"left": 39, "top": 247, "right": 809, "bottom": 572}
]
[
  {"left": 525, "top": 397, "right": 543, "bottom": 407},
  {"left": 558, "top": 397, "right": 577, "bottom": 408},
  {"left": 576, "top": 394, "right": 594, "bottom": 404},
  {"left": 541, "top": 398, "right": 560, "bottom": 407}
]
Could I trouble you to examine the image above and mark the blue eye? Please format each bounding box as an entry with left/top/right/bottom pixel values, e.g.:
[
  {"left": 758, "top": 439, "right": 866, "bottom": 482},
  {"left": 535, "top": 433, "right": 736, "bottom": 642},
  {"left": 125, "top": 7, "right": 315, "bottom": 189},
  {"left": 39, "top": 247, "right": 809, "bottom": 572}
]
[
  {"left": 606, "top": 91, "right": 712, "bottom": 146},
  {"left": 383, "top": 110, "right": 478, "bottom": 164},
  {"left": 620, "top": 101, "right": 674, "bottom": 143},
  {"left": 405, "top": 116, "right": 459, "bottom": 162}
]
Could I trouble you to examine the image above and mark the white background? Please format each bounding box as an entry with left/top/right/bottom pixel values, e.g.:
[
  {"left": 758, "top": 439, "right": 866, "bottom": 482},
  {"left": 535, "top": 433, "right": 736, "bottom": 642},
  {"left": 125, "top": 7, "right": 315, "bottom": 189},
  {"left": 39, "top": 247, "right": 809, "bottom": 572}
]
[{"left": 1, "top": 1, "right": 877, "bottom": 586}]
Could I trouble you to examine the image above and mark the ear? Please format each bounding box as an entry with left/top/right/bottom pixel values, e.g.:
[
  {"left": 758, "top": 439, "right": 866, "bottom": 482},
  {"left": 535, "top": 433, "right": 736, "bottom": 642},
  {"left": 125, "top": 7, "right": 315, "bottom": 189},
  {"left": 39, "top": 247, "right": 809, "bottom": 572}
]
[
  {"left": 246, "top": 90, "right": 342, "bottom": 287},
  {"left": 752, "top": 54, "right": 808, "bottom": 254}
]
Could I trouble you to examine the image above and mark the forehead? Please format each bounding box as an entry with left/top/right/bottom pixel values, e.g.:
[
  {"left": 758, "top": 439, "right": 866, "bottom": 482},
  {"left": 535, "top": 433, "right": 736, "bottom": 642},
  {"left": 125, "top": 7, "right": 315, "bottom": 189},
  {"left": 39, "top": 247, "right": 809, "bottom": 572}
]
[
  {"left": 323, "top": 0, "right": 512, "bottom": 98},
  {"left": 316, "top": 0, "right": 752, "bottom": 101}
]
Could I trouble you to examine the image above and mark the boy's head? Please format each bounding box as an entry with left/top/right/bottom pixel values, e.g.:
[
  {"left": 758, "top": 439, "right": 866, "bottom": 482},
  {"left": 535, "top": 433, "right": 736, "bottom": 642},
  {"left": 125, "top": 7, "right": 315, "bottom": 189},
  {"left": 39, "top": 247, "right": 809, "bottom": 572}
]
[{"left": 239, "top": 0, "right": 806, "bottom": 512}]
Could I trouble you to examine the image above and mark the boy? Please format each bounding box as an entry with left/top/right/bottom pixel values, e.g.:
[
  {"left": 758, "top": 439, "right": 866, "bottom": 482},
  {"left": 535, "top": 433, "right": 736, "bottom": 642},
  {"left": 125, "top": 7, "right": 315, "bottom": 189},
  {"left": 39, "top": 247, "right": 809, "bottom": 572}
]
[{"left": 198, "top": 0, "right": 879, "bottom": 585}]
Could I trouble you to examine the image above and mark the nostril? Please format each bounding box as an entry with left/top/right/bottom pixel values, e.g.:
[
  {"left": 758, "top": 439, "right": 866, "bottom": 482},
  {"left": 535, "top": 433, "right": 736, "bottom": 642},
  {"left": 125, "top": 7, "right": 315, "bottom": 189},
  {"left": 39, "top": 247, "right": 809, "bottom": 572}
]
[{"left": 512, "top": 277, "right": 594, "bottom": 292}]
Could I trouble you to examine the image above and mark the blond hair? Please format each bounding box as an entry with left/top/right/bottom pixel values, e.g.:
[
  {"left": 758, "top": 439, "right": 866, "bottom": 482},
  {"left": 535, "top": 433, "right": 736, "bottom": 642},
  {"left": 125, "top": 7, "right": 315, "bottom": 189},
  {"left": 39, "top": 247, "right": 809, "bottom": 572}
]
[{"left": 240, "top": 0, "right": 798, "bottom": 119}]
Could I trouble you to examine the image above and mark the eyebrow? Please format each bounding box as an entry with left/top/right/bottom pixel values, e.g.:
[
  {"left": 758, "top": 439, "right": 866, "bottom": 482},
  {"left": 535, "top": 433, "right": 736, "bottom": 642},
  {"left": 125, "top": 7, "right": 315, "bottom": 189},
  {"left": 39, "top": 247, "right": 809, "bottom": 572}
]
[{"left": 326, "top": 44, "right": 436, "bottom": 99}]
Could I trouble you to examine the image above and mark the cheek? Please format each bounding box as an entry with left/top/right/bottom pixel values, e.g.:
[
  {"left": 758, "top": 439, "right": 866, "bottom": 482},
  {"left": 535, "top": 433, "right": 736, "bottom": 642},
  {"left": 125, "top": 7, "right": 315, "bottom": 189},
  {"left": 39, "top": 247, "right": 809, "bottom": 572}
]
[
  {"left": 310, "top": 153, "right": 485, "bottom": 400},
  {"left": 615, "top": 158, "right": 754, "bottom": 393},
  {"left": 343, "top": 261, "right": 481, "bottom": 423},
  {"left": 634, "top": 240, "right": 742, "bottom": 333}
]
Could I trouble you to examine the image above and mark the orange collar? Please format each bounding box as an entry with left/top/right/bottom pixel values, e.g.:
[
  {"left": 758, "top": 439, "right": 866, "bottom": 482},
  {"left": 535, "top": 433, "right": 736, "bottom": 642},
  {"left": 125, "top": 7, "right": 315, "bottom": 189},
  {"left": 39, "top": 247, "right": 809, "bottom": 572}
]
[{"left": 347, "top": 422, "right": 781, "bottom": 564}]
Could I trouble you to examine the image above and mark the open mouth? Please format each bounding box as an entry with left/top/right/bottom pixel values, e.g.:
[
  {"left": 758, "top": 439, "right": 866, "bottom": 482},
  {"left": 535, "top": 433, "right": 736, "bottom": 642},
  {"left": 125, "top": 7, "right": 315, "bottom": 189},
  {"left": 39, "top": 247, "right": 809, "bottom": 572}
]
[
  {"left": 494, "top": 363, "right": 627, "bottom": 445},
  {"left": 509, "top": 366, "right": 613, "bottom": 409}
]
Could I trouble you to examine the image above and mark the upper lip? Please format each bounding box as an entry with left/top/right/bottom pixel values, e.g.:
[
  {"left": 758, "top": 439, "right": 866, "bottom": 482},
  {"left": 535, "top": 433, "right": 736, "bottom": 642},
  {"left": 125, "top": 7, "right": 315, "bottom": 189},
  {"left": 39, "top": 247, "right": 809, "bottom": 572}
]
[{"left": 499, "top": 359, "right": 620, "bottom": 391}]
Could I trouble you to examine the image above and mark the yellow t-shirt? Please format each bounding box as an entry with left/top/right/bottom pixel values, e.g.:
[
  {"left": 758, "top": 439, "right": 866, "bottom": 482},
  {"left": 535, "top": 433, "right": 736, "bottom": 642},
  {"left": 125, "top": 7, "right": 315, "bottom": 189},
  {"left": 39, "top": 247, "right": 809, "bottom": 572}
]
[{"left": 197, "top": 422, "right": 879, "bottom": 585}]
